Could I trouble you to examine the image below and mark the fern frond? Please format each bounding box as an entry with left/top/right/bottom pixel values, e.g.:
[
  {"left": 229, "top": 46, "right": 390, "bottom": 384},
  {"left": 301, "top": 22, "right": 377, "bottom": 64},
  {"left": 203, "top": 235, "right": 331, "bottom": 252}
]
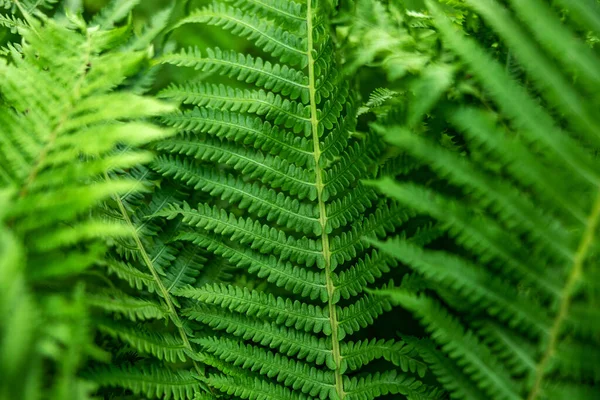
[
  {"left": 340, "top": 339, "right": 427, "bottom": 376},
  {"left": 160, "top": 47, "right": 310, "bottom": 102},
  {"left": 369, "top": 1, "right": 600, "bottom": 398},
  {"left": 159, "top": 82, "right": 312, "bottom": 134},
  {"left": 428, "top": 0, "right": 600, "bottom": 186},
  {"left": 163, "top": 245, "right": 208, "bottom": 293},
  {"left": 176, "top": 2, "right": 308, "bottom": 67},
  {"left": 505, "top": 0, "right": 600, "bottom": 85},
  {"left": 450, "top": 108, "right": 586, "bottom": 223},
  {"left": 337, "top": 294, "right": 392, "bottom": 339},
  {"left": 161, "top": 108, "right": 314, "bottom": 167},
  {"left": 222, "top": 0, "right": 305, "bottom": 24},
  {"left": 91, "top": 0, "right": 141, "bottom": 29},
  {"left": 194, "top": 337, "right": 336, "bottom": 399},
  {"left": 383, "top": 130, "right": 572, "bottom": 261},
  {"left": 0, "top": 12, "right": 173, "bottom": 400},
  {"left": 152, "top": 157, "right": 321, "bottom": 235},
  {"left": 178, "top": 284, "right": 332, "bottom": 335},
  {"left": 105, "top": 259, "right": 158, "bottom": 292},
  {"left": 189, "top": 304, "right": 333, "bottom": 366},
  {"left": 157, "top": 0, "right": 430, "bottom": 398},
  {"left": 332, "top": 251, "right": 393, "bottom": 301},
  {"left": 91, "top": 364, "right": 203, "bottom": 400},
  {"left": 175, "top": 232, "right": 328, "bottom": 301},
  {"left": 407, "top": 338, "right": 488, "bottom": 400},
  {"left": 382, "top": 290, "right": 521, "bottom": 400},
  {"left": 326, "top": 186, "right": 379, "bottom": 232},
  {"left": 206, "top": 374, "right": 310, "bottom": 400},
  {"left": 373, "top": 238, "right": 551, "bottom": 335},
  {"left": 465, "top": 0, "right": 600, "bottom": 149},
  {"left": 548, "top": 383, "right": 600, "bottom": 400},
  {"left": 100, "top": 172, "right": 210, "bottom": 396},
  {"left": 344, "top": 370, "right": 441, "bottom": 400},
  {"left": 98, "top": 321, "right": 188, "bottom": 363},
  {"left": 87, "top": 290, "right": 168, "bottom": 321},
  {"left": 554, "top": 0, "right": 600, "bottom": 34},
  {"left": 162, "top": 203, "right": 323, "bottom": 267},
  {"left": 369, "top": 178, "right": 562, "bottom": 297},
  {"left": 0, "top": 13, "right": 26, "bottom": 32},
  {"left": 155, "top": 141, "right": 316, "bottom": 198},
  {"left": 475, "top": 322, "right": 536, "bottom": 376}
]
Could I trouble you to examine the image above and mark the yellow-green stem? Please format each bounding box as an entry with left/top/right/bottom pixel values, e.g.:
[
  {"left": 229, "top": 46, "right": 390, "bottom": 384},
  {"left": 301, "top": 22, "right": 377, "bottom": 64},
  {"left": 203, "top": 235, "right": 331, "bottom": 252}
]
[
  {"left": 527, "top": 189, "right": 600, "bottom": 400},
  {"left": 107, "top": 175, "right": 205, "bottom": 380},
  {"left": 306, "top": 1, "right": 345, "bottom": 398}
]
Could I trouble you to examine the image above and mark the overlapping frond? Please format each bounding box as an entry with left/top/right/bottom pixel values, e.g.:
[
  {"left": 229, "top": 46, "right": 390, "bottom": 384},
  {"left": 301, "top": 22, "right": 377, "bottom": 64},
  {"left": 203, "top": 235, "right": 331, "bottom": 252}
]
[
  {"left": 371, "top": 1, "right": 600, "bottom": 399},
  {"left": 0, "top": 11, "right": 174, "bottom": 400}
]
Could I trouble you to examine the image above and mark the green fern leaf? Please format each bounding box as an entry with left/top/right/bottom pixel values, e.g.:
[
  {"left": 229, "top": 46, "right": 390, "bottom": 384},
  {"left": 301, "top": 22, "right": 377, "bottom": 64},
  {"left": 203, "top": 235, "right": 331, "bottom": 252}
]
[
  {"left": 87, "top": 290, "right": 169, "bottom": 321},
  {"left": 160, "top": 47, "right": 310, "bottom": 102},
  {"left": 155, "top": 0, "right": 432, "bottom": 398},
  {"left": 98, "top": 321, "right": 188, "bottom": 363},
  {"left": 0, "top": 11, "right": 174, "bottom": 400},
  {"left": 371, "top": 1, "right": 600, "bottom": 397},
  {"left": 91, "top": 364, "right": 203, "bottom": 400}
]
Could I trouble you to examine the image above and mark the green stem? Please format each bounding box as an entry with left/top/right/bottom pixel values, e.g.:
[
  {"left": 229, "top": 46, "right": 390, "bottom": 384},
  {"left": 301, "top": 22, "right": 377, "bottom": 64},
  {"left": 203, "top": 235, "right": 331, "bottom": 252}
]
[
  {"left": 306, "top": 1, "right": 345, "bottom": 398},
  {"left": 106, "top": 174, "right": 206, "bottom": 382},
  {"left": 527, "top": 189, "right": 600, "bottom": 400}
]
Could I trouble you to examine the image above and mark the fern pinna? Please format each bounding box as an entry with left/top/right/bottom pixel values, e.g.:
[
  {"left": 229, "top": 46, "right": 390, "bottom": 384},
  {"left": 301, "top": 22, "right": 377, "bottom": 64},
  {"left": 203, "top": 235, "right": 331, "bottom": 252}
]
[
  {"left": 371, "top": 0, "right": 600, "bottom": 399},
  {"left": 125, "top": 0, "right": 441, "bottom": 399}
]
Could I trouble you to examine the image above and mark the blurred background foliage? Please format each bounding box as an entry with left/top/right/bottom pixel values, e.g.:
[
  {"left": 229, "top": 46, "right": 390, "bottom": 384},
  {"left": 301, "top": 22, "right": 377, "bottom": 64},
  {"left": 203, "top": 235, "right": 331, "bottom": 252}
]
[{"left": 82, "top": 0, "right": 245, "bottom": 89}]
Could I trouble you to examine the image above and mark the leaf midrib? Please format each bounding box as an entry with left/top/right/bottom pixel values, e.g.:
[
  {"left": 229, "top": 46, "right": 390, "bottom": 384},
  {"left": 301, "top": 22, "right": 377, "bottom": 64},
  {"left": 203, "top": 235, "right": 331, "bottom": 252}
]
[
  {"left": 305, "top": 1, "right": 346, "bottom": 398},
  {"left": 526, "top": 189, "right": 600, "bottom": 400}
]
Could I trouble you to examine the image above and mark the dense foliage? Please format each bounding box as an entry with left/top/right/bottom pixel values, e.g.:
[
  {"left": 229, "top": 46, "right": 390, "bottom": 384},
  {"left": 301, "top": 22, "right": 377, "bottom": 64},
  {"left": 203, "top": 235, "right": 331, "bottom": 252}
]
[{"left": 1, "top": 0, "right": 599, "bottom": 399}]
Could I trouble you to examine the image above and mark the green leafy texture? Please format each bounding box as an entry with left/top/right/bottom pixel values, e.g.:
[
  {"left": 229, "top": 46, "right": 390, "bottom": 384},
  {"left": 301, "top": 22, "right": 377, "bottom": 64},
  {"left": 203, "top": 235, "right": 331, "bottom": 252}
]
[
  {"left": 370, "top": 0, "right": 600, "bottom": 399},
  {"left": 0, "top": 0, "right": 59, "bottom": 11},
  {"left": 0, "top": 0, "right": 59, "bottom": 24},
  {"left": 0, "top": 10, "right": 174, "bottom": 400},
  {"left": 91, "top": 0, "right": 142, "bottom": 29},
  {"left": 154, "top": 0, "right": 432, "bottom": 398},
  {"left": 0, "top": 0, "right": 60, "bottom": 47},
  {"left": 336, "top": 0, "right": 439, "bottom": 80},
  {"left": 82, "top": 5, "right": 232, "bottom": 398},
  {"left": 90, "top": 364, "right": 204, "bottom": 400}
]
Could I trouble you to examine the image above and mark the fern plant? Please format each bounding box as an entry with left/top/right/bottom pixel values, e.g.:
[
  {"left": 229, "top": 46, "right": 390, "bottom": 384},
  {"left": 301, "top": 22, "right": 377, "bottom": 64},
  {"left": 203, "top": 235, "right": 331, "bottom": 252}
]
[
  {"left": 32, "top": 1, "right": 227, "bottom": 399},
  {"left": 93, "top": 0, "right": 444, "bottom": 399},
  {"left": 371, "top": 0, "right": 600, "bottom": 399},
  {"left": 0, "top": 5, "right": 174, "bottom": 400},
  {"left": 4, "top": 0, "right": 598, "bottom": 399}
]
